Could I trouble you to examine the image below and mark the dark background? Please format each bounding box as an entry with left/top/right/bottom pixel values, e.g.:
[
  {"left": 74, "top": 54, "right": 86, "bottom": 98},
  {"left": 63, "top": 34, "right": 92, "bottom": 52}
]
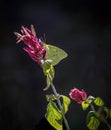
[{"left": 0, "top": 0, "right": 111, "bottom": 129}]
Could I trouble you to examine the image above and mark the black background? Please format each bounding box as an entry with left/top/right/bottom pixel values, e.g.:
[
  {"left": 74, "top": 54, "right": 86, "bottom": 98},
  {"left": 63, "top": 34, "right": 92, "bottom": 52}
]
[{"left": 0, "top": 0, "right": 111, "bottom": 129}]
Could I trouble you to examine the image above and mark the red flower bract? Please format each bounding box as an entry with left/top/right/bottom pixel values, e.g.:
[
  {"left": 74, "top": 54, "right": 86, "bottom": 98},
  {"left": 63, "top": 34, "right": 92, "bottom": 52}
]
[
  {"left": 14, "top": 25, "right": 46, "bottom": 65},
  {"left": 69, "top": 88, "right": 87, "bottom": 104}
]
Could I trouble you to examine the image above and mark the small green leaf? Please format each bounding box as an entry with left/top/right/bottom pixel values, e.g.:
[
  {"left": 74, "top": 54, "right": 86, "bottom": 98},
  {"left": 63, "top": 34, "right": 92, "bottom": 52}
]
[
  {"left": 104, "top": 107, "right": 109, "bottom": 119},
  {"left": 46, "top": 94, "right": 56, "bottom": 101},
  {"left": 82, "top": 101, "right": 90, "bottom": 110},
  {"left": 86, "top": 111, "right": 95, "bottom": 124},
  {"left": 94, "top": 97, "right": 104, "bottom": 107},
  {"left": 94, "top": 111, "right": 105, "bottom": 123},
  {"left": 44, "top": 43, "right": 68, "bottom": 66},
  {"left": 60, "top": 95, "right": 71, "bottom": 113},
  {"left": 42, "top": 60, "right": 54, "bottom": 76},
  {"left": 42, "top": 60, "right": 55, "bottom": 91},
  {"left": 45, "top": 101, "right": 63, "bottom": 130},
  {"left": 81, "top": 97, "right": 94, "bottom": 111},
  {"left": 109, "top": 109, "right": 111, "bottom": 119},
  {"left": 87, "top": 116, "right": 100, "bottom": 130},
  {"left": 104, "top": 108, "right": 111, "bottom": 119}
]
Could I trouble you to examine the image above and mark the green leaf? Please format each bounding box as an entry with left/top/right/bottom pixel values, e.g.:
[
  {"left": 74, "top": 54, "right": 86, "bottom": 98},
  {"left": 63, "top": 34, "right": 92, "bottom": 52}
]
[
  {"left": 60, "top": 95, "right": 71, "bottom": 113},
  {"left": 86, "top": 111, "right": 100, "bottom": 130},
  {"left": 42, "top": 60, "right": 54, "bottom": 75},
  {"left": 86, "top": 111, "right": 95, "bottom": 124},
  {"left": 87, "top": 111, "right": 107, "bottom": 130},
  {"left": 46, "top": 94, "right": 56, "bottom": 101},
  {"left": 109, "top": 109, "right": 111, "bottom": 119},
  {"left": 82, "top": 101, "right": 90, "bottom": 110},
  {"left": 45, "top": 101, "right": 63, "bottom": 130},
  {"left": 94, "top": 97, "right": 104, "bottom": 107},
  {"left": 104, "top": 107, "right": 111, "bottom": 119},
  {"left": 87, "top": 116, "right": 100, "bottom": 130},
  {"left": 81, "top": 97, "right": 94, "bottom": 111},
  {"left": 94, "top": 111, "right": 106, "bottom": 123},
  {"left": 104, "top": 107, "right": 109, "bottom": 119},
  {"left": 44, "top": 43, "right": 68, "bottom": 66},
  {"left": 42, "top": 60, "right": 55, "bottom": 91}
]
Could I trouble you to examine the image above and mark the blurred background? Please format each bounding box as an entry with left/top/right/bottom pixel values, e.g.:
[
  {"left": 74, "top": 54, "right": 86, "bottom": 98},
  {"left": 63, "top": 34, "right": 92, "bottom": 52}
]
[{"left": 0, "top": 0, "right": 111, "bottom": 129}]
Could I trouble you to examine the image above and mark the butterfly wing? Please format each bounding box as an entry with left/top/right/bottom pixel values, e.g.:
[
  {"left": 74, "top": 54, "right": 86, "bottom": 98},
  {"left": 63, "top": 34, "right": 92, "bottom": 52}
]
[{"left": 44, "top": 44, "right": 68, "bottom": 66}]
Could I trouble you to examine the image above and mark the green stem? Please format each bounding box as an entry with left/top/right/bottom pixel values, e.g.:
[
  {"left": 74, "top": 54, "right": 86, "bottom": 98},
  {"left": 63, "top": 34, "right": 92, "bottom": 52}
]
[
  {"left": 90, "top": 104, "right": 111, "bottom": 130},
  {"left": 48, "top": 74, "right": 70, "bottom": 130},
  {"left": 98, "top": 106, "right": 111, "bottom": 130},
  {"left": 90, "top": 104, "right": 95, "bottom": 111},
  {"left": 106, "top": 122, "right": 111, "bottom": 130},
  {"left": 42, "top": 60, "right": 70, "bottom": 130},
  {"left": 50, "top": 81, "right": 70, "bottom": 130},
  {"left": 103, "top": 118, "right": 111, "bottom": 130}
]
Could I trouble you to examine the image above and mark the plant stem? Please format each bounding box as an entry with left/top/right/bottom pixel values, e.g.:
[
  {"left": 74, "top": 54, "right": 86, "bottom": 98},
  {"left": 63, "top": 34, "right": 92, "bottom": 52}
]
[
  {"left": 98, "top": 106, "right": 111, "bottom": 130},
  {"left": 48, "top": 73, "right": 70, "bottom": 130},
  {"left": 50, "top": 81, "right": 70, "bottom": 130},
  {"left": 90, "top": 104, "right": 95, "bottom": 111},
  {"left": 103, "top": 118, "right": 111, "bottom": 130},
  {"left": 90, "top": 104, "right": 111, "bottom": 130}
]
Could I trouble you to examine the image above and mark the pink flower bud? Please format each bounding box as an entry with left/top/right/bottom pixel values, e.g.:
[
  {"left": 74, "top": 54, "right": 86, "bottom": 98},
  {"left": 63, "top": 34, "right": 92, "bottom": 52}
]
[{"left": 69, "top": 88, "right": 87, "bottom": 104}]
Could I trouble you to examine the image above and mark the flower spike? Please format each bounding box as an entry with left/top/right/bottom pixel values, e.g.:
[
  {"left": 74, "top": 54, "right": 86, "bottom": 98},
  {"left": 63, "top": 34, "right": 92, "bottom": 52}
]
[{"left": 14, "top": 25, "right": 46, "bottom": 65}]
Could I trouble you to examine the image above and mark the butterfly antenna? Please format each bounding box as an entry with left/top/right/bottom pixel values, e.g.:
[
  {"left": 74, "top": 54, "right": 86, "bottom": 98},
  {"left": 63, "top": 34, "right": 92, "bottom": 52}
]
[{"left": 43, "top": 33, "right": 46, "bottom": 43}]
